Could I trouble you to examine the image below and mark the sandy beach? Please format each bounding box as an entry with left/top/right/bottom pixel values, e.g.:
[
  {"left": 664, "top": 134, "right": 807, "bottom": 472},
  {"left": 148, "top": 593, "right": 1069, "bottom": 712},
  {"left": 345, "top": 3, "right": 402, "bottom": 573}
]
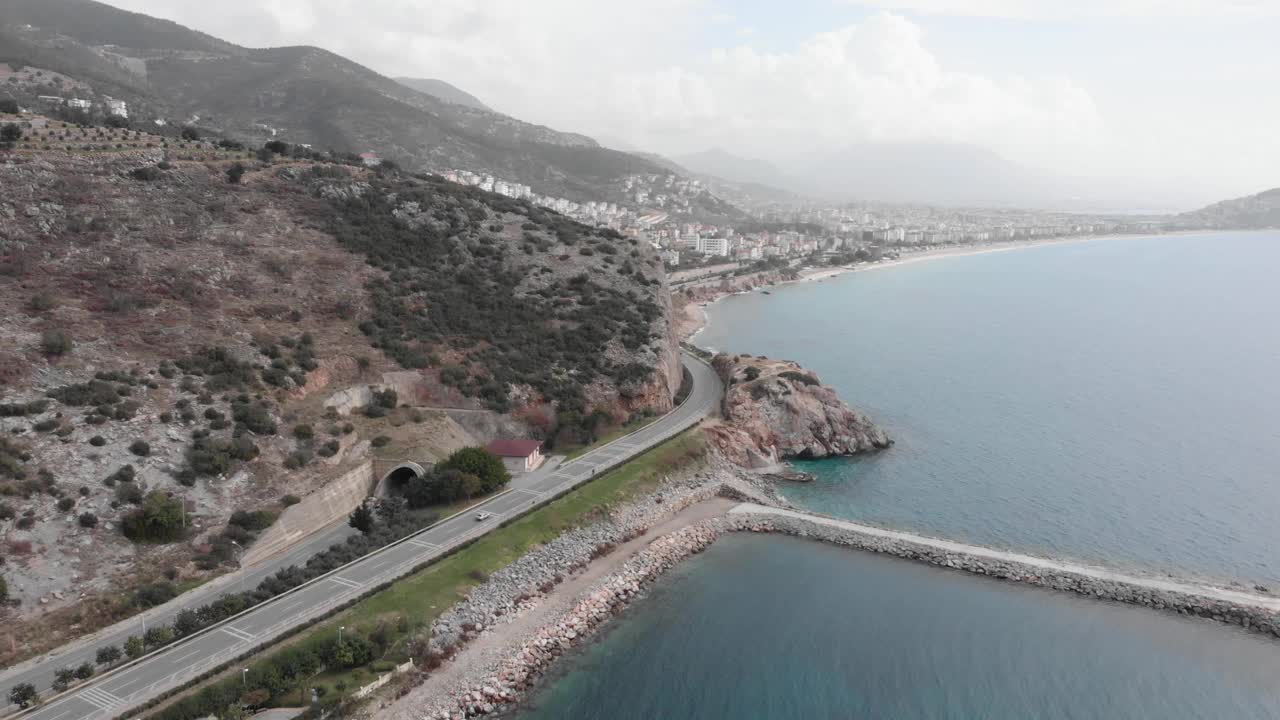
[{"left": 682, "top": 232, "right": 1194, "bottom": 344}]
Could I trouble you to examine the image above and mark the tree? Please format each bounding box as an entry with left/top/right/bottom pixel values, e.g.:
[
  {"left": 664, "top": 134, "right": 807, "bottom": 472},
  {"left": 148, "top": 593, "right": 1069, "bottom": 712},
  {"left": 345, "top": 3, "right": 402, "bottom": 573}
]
[
  {"left": 122, "top": 492, "right": 187, "bottom": 543},
  {"left": 438, "top": 447, "right": 510, "bottom": 493},
  {"left": 263, "top": 140, "right": 289, "bottom": 155},
  {"left": 124, "top": 635, "right": 144, "bottom": 659},
  {"left": 79, "top": 512, "right": 98, "bottom": 528},
  {"left": 74, "top": 663, "right": 94, "bottom": 680},
  {"left": 226, "top": 162, "right": 246, "bottom": 185},
  {"left": 0, "top": 123, "right": 21, "bottom": 144},
  {"left": 0, "top": 99, "right": 19, "bottom": 114},
  {"left": 348, "top": 502, "right": 375, "bottom": 534},
  {"left": 174, "top": 608, "right": 203, "bottom": 637},
  {"left": 96, "top": 645, "right": 122, "bottom": 665},
  {"left": 180, "top": 126, "right": 200, "bottom": 141},
  {"left": 7, "top": 682, "right": 38, "bottom": 709},
  {"left": 52, "top": 667, "right": 75, "bottom": 692},
  {"left": 0, "top": 574, "right": 6, "bottom": 603}
]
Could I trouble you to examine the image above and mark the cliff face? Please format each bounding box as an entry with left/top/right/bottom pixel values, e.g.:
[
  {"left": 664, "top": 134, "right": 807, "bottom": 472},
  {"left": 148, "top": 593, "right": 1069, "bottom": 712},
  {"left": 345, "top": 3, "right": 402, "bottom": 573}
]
[{"left": 706, "top": 356, "right": 890, "bottom": 468}]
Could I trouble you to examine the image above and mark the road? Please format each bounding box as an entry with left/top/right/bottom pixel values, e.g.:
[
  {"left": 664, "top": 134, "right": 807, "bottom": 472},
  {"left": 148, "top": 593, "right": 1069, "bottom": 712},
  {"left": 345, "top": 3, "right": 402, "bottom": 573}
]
[{"left": 8, "top": 354, "right": 721, "bottom": 720}]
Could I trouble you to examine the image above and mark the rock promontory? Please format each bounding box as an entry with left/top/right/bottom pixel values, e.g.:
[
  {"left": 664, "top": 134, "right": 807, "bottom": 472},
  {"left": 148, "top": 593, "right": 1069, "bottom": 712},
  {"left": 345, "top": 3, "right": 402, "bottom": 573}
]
[{"left": 705, "top": 354, "right": 891, "bottom": 467}]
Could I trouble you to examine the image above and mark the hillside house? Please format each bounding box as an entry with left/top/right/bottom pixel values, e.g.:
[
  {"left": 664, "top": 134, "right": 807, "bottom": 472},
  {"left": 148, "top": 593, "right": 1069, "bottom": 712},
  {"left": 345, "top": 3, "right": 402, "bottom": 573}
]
[
  {"left": 359, "top": 152, "right": 382, "bottom": 167},
  {"left": 485, "top": 439, "right": 545, "bottom": 473}
]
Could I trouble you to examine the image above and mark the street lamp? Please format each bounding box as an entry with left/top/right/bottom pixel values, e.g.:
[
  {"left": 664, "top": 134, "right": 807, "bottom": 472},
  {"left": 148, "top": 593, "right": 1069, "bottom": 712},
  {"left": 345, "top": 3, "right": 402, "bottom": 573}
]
[
  {"left": 242, "top": 668, "right": 249, "bottom": 687},
  {"left": 338, "top": 625, "right": 345, "bottom": 644}
]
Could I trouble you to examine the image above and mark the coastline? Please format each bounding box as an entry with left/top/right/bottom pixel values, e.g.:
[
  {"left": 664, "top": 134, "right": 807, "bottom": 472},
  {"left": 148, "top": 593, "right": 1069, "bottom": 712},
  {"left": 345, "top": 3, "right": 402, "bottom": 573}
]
[
  {"left": 683, "top": 230, "right": 1215, "bottom": 347},
  {"left": 376, "top": 227, "right": 1280, "bottom": 719},
  {"left": 384, "top": 479, "right": 1280, "bottom": 719}
]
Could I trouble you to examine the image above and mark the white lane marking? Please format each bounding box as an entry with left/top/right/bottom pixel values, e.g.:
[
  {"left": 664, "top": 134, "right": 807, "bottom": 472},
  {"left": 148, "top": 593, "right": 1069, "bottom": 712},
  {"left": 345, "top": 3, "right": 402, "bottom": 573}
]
[
  {"left": 77, "top": 687, "right": 122, "bottom": 710},
  {"left": 408, "top": 539, "right": 439, "bottom": 550},
  {"left": 369, "top": 559, "right": 391, "bottom": 570},
  {"left": 40, "top": 708, "right": 75, "bottom": 720},
  {"left": 511, "top": 488, "right": 540, "bottom": 498},
  {"left": 220, "top": 625, "right": 256, "bottom": 642},
  {"left": 166, "top": 646, "right": 205, "bottom": 665},
  {"left": 275, "top": 598, "right": 306, "bottom": 613},
  {"left": 328, "top": 576, "right": 362, "bottom": 590}
]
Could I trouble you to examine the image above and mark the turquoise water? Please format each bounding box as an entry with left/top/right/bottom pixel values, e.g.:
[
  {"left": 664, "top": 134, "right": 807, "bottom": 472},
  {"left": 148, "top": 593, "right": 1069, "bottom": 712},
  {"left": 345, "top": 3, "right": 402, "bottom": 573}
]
[
  {"left": 698, "top": 232, "right": 1280, "bottom": 585},
  {"left": 516, "top": 233, "right": 1280, "bottom": 718},
  {"left": 519, "top": 534, "right": 1280, "bottom": 719}
]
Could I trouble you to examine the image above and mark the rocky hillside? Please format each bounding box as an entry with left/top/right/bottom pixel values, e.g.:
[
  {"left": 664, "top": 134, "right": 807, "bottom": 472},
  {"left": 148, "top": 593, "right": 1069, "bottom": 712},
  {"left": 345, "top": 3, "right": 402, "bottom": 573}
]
[
  {"left": 0, "top": 0, "right": 707, "bottom": 208},
  {"left": 705, "top": 355, "right": 890, "bottom": 468},
  {"left": 1183, "top": 188, "right": 1280, "bottom": 229},
  {"left": 0, "top": 115, "right": 678, "bottom": 659}
]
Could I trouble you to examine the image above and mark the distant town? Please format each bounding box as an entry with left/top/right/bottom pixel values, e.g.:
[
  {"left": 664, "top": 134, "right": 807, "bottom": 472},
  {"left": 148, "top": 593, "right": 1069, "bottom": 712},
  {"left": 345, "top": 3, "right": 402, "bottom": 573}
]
[{"left": 442, "top": 167, "right": 1180, "bottom": 271}]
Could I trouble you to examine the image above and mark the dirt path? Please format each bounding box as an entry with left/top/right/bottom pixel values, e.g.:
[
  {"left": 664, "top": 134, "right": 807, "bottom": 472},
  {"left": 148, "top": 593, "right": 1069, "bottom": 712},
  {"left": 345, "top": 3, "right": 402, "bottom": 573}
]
[{"left": 386, "top": 498, "right": 737, "bottom": 718}]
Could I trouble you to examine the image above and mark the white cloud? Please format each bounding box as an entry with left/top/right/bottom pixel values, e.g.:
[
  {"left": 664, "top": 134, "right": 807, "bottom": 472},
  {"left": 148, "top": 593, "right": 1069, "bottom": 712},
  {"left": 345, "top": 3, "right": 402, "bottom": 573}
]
[
  {"left": 598, "top": 13, "right": 1104, "bottom": 168},
  {"left": 841, "top": 0, "right": 1280, "bottom": 20}
]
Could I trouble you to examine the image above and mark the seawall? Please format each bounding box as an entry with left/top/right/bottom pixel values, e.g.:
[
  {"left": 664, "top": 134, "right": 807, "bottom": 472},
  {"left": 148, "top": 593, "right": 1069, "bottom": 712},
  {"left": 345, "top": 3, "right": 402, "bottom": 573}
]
[
  {"left": 243, "top": 461, "right": 374, "bottom": 566},
  {"left": 728, "top": 504, "right": 1280, "bottom": 635}
]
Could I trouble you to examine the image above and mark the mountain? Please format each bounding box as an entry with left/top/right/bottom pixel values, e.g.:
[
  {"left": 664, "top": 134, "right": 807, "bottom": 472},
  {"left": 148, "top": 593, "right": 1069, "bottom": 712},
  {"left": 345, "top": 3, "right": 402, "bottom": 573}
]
[
  {"left": 0, "top": 0, "right": 688, "bottom": 206},
  {"left": 1182, "top": 188, "right": 1280, "bottom": 228},
  {"left": 675, "top": 148, "right": 788, "bottom": 188},
  {"left": 394, "top": 77, "right": 491, "bottom": 112},
  {"left": 0, "top": 126, "right": 680, "bottom": 655}
]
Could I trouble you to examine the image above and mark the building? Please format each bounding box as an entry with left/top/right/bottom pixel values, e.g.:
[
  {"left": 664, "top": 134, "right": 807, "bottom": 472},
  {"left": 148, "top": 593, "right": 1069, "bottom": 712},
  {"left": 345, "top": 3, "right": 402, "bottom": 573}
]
[
  {"left": 485, "top": 439, "right": 545, "bottom": 473},
  {"left": 696, "top": 236, "right": 730, "bottom": 257},
  {"left": 67, "top": 98, "right": 91, "bottom": 110},
  {"left": 359, "top": 152, "right": 382, "bottom": 167},
  {"left": 104, "top": 98, "right": 128, "bottom": 118}
]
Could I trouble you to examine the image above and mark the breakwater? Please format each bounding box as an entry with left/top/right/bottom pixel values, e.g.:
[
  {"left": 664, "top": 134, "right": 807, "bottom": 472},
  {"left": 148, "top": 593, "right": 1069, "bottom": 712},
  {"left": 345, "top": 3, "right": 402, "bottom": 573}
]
[
  {"left": 729, "top": 504, "right": 1280, "bottom": 635},
  {"left": 402, "top": 499, "right": 1280, "bottom": 719}
]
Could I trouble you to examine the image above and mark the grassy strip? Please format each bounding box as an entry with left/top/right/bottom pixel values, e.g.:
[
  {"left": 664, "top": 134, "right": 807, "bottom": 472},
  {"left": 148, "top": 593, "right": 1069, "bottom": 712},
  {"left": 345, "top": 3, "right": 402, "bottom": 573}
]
[{"left": 147, "top": 430, "right": 706, "bottom": 719}]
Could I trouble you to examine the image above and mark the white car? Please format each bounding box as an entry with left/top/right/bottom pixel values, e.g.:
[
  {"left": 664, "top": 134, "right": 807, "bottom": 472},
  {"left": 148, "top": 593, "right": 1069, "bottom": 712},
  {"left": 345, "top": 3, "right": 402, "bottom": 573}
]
[{"left": 474, "top": 511, "right": 494, "bottom": 522}]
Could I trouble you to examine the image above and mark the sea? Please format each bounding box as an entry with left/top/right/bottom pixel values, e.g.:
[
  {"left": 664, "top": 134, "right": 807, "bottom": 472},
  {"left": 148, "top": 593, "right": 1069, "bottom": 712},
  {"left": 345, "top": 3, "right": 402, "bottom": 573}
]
[{"left": 518, "top": 232, "right": 1280, "bottom": 719}]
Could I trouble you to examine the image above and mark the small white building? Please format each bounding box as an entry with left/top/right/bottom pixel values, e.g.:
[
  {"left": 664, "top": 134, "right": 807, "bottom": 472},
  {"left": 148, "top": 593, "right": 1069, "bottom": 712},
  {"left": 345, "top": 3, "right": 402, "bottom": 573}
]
[
  {"left": 359, "top": 152, "right": 382, "bottom": 167},
  {"left": 104, "top": 98, "right": 128, "bottom": 118},
  {"left": 485, "top": 439, "right": 545, "bottom": 473}
]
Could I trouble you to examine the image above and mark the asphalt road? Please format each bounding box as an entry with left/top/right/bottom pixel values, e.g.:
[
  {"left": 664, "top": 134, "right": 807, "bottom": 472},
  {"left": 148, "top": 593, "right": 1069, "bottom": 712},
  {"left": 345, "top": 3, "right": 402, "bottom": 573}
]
[{"left": 9, "top": 354, "right": 721, "bottom": 720}]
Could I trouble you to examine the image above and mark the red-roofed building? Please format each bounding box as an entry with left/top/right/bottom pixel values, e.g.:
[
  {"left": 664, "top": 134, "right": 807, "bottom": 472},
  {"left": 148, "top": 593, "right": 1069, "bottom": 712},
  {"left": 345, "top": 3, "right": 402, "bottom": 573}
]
[{"left": 485, "top": 439, "right": 545, "bottom": 473}]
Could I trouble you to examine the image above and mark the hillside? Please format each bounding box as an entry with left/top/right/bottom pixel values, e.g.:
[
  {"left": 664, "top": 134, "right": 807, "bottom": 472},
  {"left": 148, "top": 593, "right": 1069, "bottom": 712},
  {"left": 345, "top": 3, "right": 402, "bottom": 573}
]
[
  {"left": 0, "top": 113, "right": 679, "bottom": 663},
  {"left": 1183, "top": 188, "right": 1280, "bottom": 229},
  {"left": 0, "top": 0, "right": 704, "bottom": 208},
  {"left": 394, "top": 77, "right": 492, "bottom": 112}
]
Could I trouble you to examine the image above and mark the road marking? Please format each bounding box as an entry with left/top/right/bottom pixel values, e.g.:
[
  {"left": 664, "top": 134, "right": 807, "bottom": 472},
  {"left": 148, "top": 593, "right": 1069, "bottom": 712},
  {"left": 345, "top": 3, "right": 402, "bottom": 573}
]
[
  {"left": 41, "top": 708, "right": 75, "bottom": 720},
  {"left": 369, "top": 559, "right": 391, "bottom": 570},
  {"left": 328, "top": 576, "right": 362, "bottom": 590},
  {"left": 275, "top": 598, "right": 306, "bottom": 613},
  {"left": 166, "top": 647, "right": 205, "bottom": 665},
  {"left": 220, "top": 626, "right": 256, "bottom": 642},
  {"left": 77, "top": 687, "right": 122, "bottom": 710},
  {"left": 511, "top": 488, "right": 540, "bottom": 498},
  {"left": 408, "top": 539, "right": 439, "bottom": 550}
]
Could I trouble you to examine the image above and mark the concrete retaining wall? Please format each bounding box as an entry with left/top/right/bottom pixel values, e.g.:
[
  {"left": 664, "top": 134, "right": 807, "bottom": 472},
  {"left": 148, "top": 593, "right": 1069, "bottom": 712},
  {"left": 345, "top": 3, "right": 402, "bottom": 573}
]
[{"left": 243, "top": 462, "right": 375, "bottom": 566}]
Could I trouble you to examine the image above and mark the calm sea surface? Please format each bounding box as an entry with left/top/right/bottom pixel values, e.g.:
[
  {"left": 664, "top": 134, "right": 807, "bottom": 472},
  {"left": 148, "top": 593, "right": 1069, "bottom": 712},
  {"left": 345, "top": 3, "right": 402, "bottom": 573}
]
[
  {"left": 519, "top": 535, "right": 1280, "bottom": 720},
  {"left": 518, "top": 232, "right": 1280, "bottom": 718}
]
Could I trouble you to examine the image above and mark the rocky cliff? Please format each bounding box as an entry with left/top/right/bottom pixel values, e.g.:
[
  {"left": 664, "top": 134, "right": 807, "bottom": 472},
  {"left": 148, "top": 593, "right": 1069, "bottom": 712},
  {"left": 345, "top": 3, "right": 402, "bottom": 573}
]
[{"left": 706, "top": 355, "right": 890, "bottom": 468}]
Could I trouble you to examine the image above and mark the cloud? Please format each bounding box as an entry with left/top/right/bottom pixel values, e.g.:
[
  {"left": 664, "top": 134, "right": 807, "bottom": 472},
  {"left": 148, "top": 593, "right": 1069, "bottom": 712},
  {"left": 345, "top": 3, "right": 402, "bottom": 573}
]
[
  {"left": 598, "top": 13, "right": 1104, "bottom": 166},
  {"left": 841, "top": 0, "right": 1280, "bottom": 20}
]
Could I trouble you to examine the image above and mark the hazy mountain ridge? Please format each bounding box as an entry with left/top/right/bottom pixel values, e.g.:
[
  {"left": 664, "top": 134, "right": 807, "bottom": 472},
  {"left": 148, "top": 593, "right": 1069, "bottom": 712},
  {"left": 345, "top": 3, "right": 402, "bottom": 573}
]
[
  {"left": 0, "top": 0, "right": 694, "bottom": 206},
  {"left": 1183, "top": 188, "right": 1280, "bottom": 228},
  {"left": 394, "top": 77, "right": 491, "bottom": 112}
]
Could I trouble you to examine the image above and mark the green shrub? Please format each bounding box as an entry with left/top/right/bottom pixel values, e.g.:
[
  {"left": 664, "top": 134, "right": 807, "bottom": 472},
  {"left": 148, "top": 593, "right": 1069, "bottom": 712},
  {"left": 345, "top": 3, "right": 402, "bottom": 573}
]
[
  {"left": 122, "top": 492, "right": 186, "bottom": 543},
  {"left": 129, "top": 440, "right": 151, "bottom": 456}
]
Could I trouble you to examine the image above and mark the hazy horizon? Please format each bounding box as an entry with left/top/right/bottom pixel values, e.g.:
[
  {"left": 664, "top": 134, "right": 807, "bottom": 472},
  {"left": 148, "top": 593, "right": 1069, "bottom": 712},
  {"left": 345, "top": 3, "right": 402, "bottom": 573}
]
[{"left": 98, "top": 0, "right": 1279, "bottom": 209}]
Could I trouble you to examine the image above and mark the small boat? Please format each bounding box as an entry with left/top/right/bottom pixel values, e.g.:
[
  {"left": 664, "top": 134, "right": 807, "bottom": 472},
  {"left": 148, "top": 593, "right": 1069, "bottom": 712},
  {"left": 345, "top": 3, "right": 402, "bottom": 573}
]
[{"left": 762, "top": 290, "right": 772, "bottom": 295}]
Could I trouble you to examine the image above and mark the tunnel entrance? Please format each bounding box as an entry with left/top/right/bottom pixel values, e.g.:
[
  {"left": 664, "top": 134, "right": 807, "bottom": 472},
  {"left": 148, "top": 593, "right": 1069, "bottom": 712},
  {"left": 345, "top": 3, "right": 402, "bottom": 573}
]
[{"left": 376, "top": 462, "right": 427, "bottom": 497}]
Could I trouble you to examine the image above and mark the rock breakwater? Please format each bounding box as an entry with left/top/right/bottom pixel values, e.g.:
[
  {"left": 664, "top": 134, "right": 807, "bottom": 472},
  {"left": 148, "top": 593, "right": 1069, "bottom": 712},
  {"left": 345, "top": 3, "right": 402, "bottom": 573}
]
[{"left": 727, "top": 506, "right": 1280, "bottom": 638}]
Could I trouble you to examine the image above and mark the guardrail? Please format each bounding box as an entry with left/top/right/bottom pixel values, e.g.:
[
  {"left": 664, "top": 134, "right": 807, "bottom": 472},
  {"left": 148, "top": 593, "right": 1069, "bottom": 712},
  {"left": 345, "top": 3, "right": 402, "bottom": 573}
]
[{"left": 12, "top": 354, "right": 719, "bottom": 720}]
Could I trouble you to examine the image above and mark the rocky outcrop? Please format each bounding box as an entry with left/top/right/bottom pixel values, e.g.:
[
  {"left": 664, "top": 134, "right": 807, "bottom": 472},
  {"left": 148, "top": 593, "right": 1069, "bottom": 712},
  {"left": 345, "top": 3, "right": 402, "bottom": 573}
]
[{"left": 707, "top": 356, "right": 890, "bottom": 468}]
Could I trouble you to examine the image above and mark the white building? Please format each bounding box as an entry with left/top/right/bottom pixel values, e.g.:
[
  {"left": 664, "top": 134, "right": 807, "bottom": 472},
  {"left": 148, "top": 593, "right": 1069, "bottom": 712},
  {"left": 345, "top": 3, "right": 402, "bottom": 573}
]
[{"left": 697, "top": 237, "right": 730, "bottom": 257}]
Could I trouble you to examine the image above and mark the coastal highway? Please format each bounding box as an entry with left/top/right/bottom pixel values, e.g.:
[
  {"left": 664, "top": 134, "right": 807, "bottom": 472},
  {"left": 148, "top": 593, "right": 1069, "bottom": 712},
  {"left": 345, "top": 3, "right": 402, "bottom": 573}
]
[{"left": 9, "top": 354, "right": 721, "bottom": 720}]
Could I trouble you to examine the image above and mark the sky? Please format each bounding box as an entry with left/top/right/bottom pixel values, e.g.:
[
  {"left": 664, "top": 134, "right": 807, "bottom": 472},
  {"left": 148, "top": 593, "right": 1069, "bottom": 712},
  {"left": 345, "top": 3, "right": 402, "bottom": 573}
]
[{"left": 103, "top": 0, "right": 1280, "bottom": 203}]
